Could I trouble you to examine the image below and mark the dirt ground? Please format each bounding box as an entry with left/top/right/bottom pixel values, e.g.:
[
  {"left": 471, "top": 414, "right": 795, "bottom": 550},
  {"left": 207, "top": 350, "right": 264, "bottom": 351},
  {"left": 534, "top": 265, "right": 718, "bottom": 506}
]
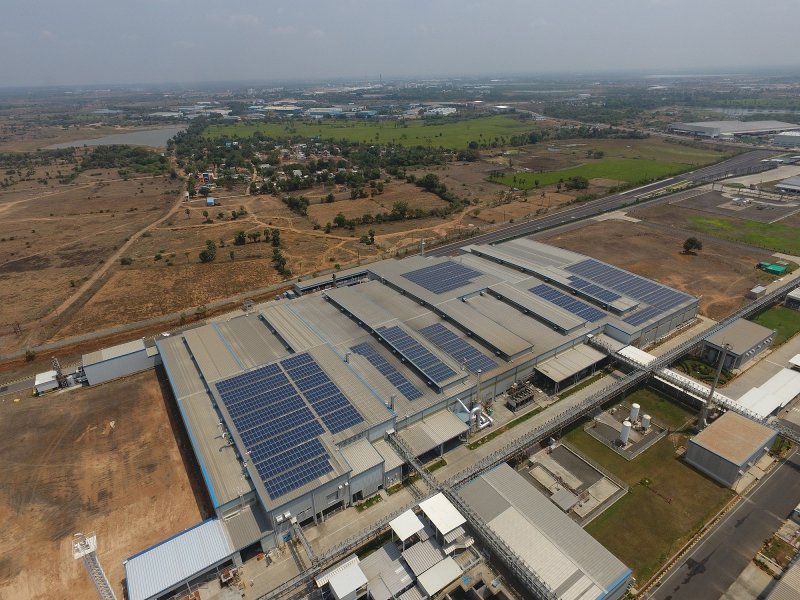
[
  {"left": 543, "top": 219, "right": 774, "bottom": 320},
  {"left": 0, "top": 368, "right": 208, "bottom": 600}
]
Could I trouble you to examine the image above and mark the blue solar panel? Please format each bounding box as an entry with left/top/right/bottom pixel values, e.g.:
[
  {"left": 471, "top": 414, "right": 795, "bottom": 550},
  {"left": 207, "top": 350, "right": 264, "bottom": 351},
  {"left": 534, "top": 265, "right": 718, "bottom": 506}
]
[
  {"left": 376, "top": 326, "right": 457, "bottom": 384},
  {"left": 238, "top": 406, "right": 315, "bottom": 446},
  {"left": 232, "top": 395, "right": 306, "bottom": 433},
  {"left": 418, "top": 323, "right": 498, "bottom": 373},
  {"left": 215, "top": 363, "right": 282, "bottom": 394},
  {"left": 350, "top": 342, "right": 423, "bottom": 400},
  {"left": 247, "top": 420, "right": 325, "bottom": 463},
  {"left": 295, "top": 372, "right": 330, "bottom": 392},
  {"left": 311, "top": 393, "right": 351, "bottom": 416},
  {"left": 567, "top": 276, "right": 621, "bottom": 304},
  {"left": 280, "top": 353, "right": 315, "bottom": 370},
  {"left": 401, "top": 261, "right": 482, "bottom": 295},
  {"left": 263, "top": 455, "right": 333, "bottom": 500},
  {"left": 254, "top": 438, "right": 328, "bottom": 481},
  {"left": 321, "top": 405, "right": 365, "bottom": 434},
  {"left": 623, "top": 306, "right": 664, "bottom": 326},
  {"left": 529, "top": 284, "right": 607, "bottom": 322}
]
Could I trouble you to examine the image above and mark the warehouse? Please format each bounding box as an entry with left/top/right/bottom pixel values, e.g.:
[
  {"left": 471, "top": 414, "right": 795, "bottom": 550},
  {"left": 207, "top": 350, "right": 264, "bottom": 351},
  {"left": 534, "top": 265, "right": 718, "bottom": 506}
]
[
  {"left": 777, "top": 175, "right": 800, "bottom": 194},
  {"left": 132, "top": 239, "right": 696, "bottom": 599},
  {"left": 81, "top": 338, "right": 160, "bottom": 386},
  {"left": 459, "top": 463, "right": 632, "bottom": 600},
  {"left": 702, "top": 318, "right": 774, "bottom": 370},
  {"left": 774, "top": 131, "right": 800, "bottom": 148},
  {"left": 786, "top": 288, "right": 800, "bottom": 310},
  {"left": 668, "top": 120, "right": 800, "bottom": 138},
  {"left": 684, "top": 411, "right": 777, "bottom": 489}
]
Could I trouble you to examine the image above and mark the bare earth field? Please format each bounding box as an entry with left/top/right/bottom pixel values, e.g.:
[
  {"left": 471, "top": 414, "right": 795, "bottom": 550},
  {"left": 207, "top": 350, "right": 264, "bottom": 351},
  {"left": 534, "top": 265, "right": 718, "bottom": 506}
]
[
  {"left": 543, "top": 219, "right": 774, "bottom": 320},
  {"left": 0, "top": 125, "right": 155, "bottom": 152},
  {"left": 0, "top": 369, "right": 208, "bottom": 600}
]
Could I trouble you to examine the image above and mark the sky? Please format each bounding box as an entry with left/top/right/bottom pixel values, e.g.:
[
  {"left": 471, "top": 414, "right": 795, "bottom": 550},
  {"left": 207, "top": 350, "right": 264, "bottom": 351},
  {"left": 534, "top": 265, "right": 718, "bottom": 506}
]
[{"left": 2, "top": 0, "right": 799, "bottom": 87}]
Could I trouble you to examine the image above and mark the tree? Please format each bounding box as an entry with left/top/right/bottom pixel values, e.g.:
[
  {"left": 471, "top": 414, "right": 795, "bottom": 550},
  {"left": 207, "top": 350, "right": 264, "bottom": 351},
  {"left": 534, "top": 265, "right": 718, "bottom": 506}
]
[
  {"left": 229, "top": 250, "right": 235, "bottom": 261},
  {"left": 333, "top": 212, "right": 347, "bottom": 228},
  {"left": 683, "top": 237, "right": 703, "bottom": 254},
  {"left": 368, "top": 229, "right": 375, "bottom": 245},
  {"left": 234, "top": 230, "right": 247, "bottom": 246},
  {"left": 271, "top": 228, "right": 281, "bottom": 247},
  {"left": 199, "top": 240, "right": 217, "bottom": 263}
]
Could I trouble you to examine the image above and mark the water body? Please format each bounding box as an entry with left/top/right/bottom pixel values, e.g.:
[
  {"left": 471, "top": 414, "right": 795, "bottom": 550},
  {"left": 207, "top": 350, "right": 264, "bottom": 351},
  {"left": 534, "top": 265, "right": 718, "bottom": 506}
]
[{"left": 45, "top": 126, "right": 185, "bottom": 149}]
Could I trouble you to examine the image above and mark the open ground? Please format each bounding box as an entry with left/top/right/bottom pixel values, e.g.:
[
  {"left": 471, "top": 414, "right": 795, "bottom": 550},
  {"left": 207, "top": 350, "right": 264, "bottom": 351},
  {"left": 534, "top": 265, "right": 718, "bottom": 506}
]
[
  {"left": 563, "top": 387, "right": 733, "bottom": 583},
  {"left": 0, "top": 369, "right": 208, "bottom": 600}
]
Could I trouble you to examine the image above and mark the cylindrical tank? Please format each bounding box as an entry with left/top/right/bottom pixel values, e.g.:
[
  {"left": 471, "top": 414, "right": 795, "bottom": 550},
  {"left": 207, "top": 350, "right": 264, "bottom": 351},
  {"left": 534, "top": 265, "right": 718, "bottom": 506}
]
[
  {"left": 630, "top": 403, "right": 641, "bottom": 422},
  {"left": 619, "top": 420, "right": 632, "bottom": 445},
  {"left": 641, "top": 414, "right": 651, "bottom": 430}
]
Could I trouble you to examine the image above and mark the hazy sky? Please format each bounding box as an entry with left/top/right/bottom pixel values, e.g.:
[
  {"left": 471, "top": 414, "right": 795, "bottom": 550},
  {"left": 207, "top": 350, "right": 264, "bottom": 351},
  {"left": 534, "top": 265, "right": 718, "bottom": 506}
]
[{"left": 2, "top": 0, "right": 799, "bottom": 87}]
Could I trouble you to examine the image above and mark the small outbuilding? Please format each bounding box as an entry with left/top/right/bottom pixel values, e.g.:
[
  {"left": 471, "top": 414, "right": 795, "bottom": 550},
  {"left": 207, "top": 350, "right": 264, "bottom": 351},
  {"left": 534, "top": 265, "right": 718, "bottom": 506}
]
[
  {"left": 82, "top": 339, "right": 160, "bottom": 386},
  {"left": 747, "top": 285, "right": 767, "bottom": 300},
  {"left": 34, "top": 370, "right": 59, "bottom": 395},
  {"left": 685, "top": 411, "right": 777, "bottom": 489},
  {"left": 703, "top": 319, "right": 774, "bottom": 370},
  {"left": 786, "top": 288, "right": 800, "bottom": 310}
]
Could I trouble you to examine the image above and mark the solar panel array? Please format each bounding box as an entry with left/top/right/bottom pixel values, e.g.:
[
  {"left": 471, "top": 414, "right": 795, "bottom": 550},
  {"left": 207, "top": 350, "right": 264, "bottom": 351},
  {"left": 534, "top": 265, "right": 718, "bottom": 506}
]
[
  {"left": 401, "top": 261, "right": 483, "bottom": 295},
  {"left": 566, "top": 259, "right": 693, "bottom": 326},
  {"left": 376, "top": 325, "right": 458, "bottom": 384},
  {"left": 529, "top": 284, "right": 607, "bottom": 322},
  {"left": 419, "top": 323, "right": 497, "bottom": 373},
  {"left": 567, "top": 276, "right": 621, "bottom": 304},
  {"left": 350, "top": 342, "right": 423, "bottom": 400},
  {"left": 214, "top": 351, "right": 366, "bottom": 501}
]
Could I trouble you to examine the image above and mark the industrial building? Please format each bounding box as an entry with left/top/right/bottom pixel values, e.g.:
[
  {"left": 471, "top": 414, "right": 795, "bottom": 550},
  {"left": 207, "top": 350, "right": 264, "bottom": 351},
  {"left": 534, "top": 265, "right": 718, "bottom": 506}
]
[
  {"left": 459, "top": 463, "right": 632, "bottom": 600},
  {"left": 786, "top": 288, "right": 800, "bottom": 310},
  {"left": 125, "top": 239, "right": 696, "bottom": 600},
  {"left": 81, "top": 338, "right": 160, "bottom": 386},
  {"left": 774, "top": 131, "right": 800, "bottom": 148},
  {"left": 777, "top": 175, "right": 800, "bottom": 194},
  {"left": 702, "top": 318, "right": 774, "bottom": 370},
  {"left": 684, "top": 411, "right": 777, "bottom": 489},
  {"left": 668, "top": 120, "right": 800, "bottom": 138}
]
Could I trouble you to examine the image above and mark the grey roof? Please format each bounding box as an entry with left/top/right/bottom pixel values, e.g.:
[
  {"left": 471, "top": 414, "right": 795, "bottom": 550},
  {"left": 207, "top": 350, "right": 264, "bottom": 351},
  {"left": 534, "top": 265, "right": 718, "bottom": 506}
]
[
  {"left": 777, "top": 175, "right": 800, "bottom": 190},
  {"left": 398, "top": 410, "right": 469, "bottom": 457},
  {"left": 222, "top": 501, "right": 271, "bottom": 550},
  {"left": 398, "top": 586, "right": 426, "bottom": 600},
  {"left": 359, "top": 543, "right": 415, "bottom": 600},
  {"left": 765, "top": 557, "right": 800, "bottom": 600},
  {"left": 670, "top": 120, "right": 800, "bottom": 134},
  {"left": 124, "top": 519, "right": 234, "bottom": 600},
  {"left": 214, "top": 315, "right": 288, "bottom": 369},
  {"left": 437, "top": 297, "right": 531, "bottom": 359},
  {"left": 488, "top": 282, "right": 586, "bottom": 333},
  {"left": 295, "top": 265, "right": 368, "bottom": 292},
  {"left": 83, "top": 338, "right": 146, "bottom": 366},
  {"left": 339, "top": 438, "right": 384, "bottom": 477},
  {"left": 260, "top": 303, "right": 324, "bottom": 352},
  {"left": 704, "top": 318, "right": 774, "bottom": 356},
  {"left": 416, "top": 556, "right": 462, "bottom": 597},
  {"left": 184, "top": 327, "right": 242, "bottom": 383},
  {"left": 459, "top": 463, "right": 630, "bottom": 598},
  {"left": 535, "top": 344, "right": 606, "bottom": 383},
  {"left": 373, "top": 439, "right": 405, "bottom": 472},
  {"left": 402, "top": 539, "right": 446, "bottom": 577}
]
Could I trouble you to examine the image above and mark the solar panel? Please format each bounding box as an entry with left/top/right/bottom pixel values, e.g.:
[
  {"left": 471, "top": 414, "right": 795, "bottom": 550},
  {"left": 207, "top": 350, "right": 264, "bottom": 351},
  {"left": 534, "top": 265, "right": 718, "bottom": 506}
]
[
  {"left": 232, "top": 395, "right": 306, "bottom": 433},
  {"left": 321, "top": 405, "right": 365, "bottom": 434},
  {"left": 239, "top": 406, "right": 315, "bottom": 447},
  {"left": 263, "top": 455, "right": 333, "bottom": 500},
  {"left": 401, "top": 261, "right": 482, "bottom": 295},
  {"left": 529, "top": 284, "right": 607, "bottom": 322},
  {"left": 418, "top": 323, "right": 497, "bottom": 373},
  {"left": 376, "top": 326, "right": 458, "bottom": 385},
  {"left": 567, "top": 276, "right": 621, "bottom": 304},
  {"left": 623, "top": 306, "right": 664, "bottom": 326},
  {"left": 254, "top": 438, "right": 328, "bottom": 481},
  {"left": 350, "top": 342, "right": 423, "bottom": 400},
  {"left": 247, "top": 420, "right": 325, "bottom": 463}
]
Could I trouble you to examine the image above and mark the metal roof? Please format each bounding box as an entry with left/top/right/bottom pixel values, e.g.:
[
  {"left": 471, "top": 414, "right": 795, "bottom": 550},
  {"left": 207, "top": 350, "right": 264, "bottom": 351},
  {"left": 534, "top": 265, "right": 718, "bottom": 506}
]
[
  {"left": 260, "top": 303, "right": 324, "bottom": 352},
  {"left": 214, "top": 315, "right": 288, "bottom": 369},
  {"left": 339, "top": 438, "right": 383, "bottom": 477},
  {"left": 618, "top": 345, "right": 657, "bottom": 367},
  {"left": 488, "top": 282, "right": 586, "bottom": 333},
  {"left": 416, "top": 556, "right": 462, "bottom": 597},
  {"left": 83, "top": 338, "right": 146, "bottom": 366},
  {"left": 671, "top": 120, "right": 800, "bottom": 134},
  {"left": 765, "top": 556, "right": 800, "bottom": 600},
  {"left": 184, "top": 327, "right": 242, "bottom": 382},
  {"left": 124, "top": 519, "right": 234, "bottom": 600},
  {"left": 389, "top": 509, "right": 425, "bottom": 542},
  {"left": 34, "top": 370, "right": 58, "bottom": 385},
  {"left": 778, "top": 175, "right": 800, "bottom": 189},
  {"left": 705, "top": 318, "right": 774, "bottom": 356},
  {"left": 359, "top": 543, "right": 415, "bottom": 600},
  {"left": 459, "top": 463, "right": 630, "bottom": 598},
  {"left": 373, "top": 439, "right": 405, "bottom": 472},
  {"left": 398, "top": 410, "right": 469, "bottom": 457},
  {"left": 735, "top": 368, "right": 800, "bottom": 419},
  {"left": 690, "top": 411, "right": 776, "bottom": 466},
  {"left": 402, "top": 539, "right": 446, "bottom": 577},
  {"left": 418, "top": 492, "right": 466, "bottom": 536},
  {"left": 437, "top": 298, "right": 531, "bottom": 358},
  {"left": 398, "top": 586, "right": 426, "bottom": 600},
  {"left": 316, "top": 555, "right": 360, "bottom": 587},
  {"left": 535, "top": 344, "right": 606, "bottom": 383},
  {"left": 328, "top": 562, "right": 368, "bottom": 598},
  {"left": 222, "top": 501, "right": 271, "bottom": 550}
]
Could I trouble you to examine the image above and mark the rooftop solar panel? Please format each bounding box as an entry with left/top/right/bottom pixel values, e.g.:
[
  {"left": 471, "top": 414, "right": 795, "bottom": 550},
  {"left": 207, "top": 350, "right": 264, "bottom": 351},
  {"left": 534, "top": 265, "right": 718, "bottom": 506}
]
[
  {"left": 321, "top": 405, "right": 366, "bottom": 434},
  {"left": 254, "top": 438, "right": 328, "bottom": 481},
  {"left": 400, "top": 261, "right": 482, "bottom": 295},
  {"left": 376, "top": 326, "right": 458, "bottom": 385},
  {"left": 263, "top": 455, "right": 333, "bottom": 500},
  {"left": 529, "top": 284, "right": 607, "bottom": 322},
  {"left": 418, "top": 323, "right": 497, "bottom": 373},
  {"left": 350, "top": 342, "right": 424, "bottom": 400},
  {"left": 567, "top": 276, "right": 621, "bottom": 304}
]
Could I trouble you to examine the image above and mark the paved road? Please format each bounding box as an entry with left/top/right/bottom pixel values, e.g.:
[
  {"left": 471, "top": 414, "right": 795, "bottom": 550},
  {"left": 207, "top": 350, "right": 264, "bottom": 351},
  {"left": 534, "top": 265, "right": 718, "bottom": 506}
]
[
  {"left": 649, "top": 449, "right": 800, "bottom": 600},
  {"left": 427, "top": 150, "right": 777, "bottom": 257}
]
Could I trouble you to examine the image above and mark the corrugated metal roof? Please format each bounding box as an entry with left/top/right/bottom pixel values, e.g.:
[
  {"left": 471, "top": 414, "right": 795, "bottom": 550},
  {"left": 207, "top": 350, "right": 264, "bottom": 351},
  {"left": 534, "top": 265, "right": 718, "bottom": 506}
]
[
  {"left": 83, "top": 338, "right": 146, "bottom": 366},
  {"left": 401, "top": 539, "right": 446, "bottom": 576},
  {"left": 390, "top": 510, "right": 424, "bottom": 542},
  {"left": 184, "top": 327, "right": 242, "bottom": 382},
  {"left": 766, "top": 557, "right": 800, "bottom": 599},
  {"left": 124, "top": 519, "right": 234, "bottom": 600},
  {"left": 535, "top": 345, "right": 606, "bottom": 383},
  {"left": 222, "top": 501, "right": 270, "bottom": 550},
  {"left": 734, "top": 368, "right": 800, "bottom": 420},
  {"left": 156, "top": 336, "right": 207, "bottom": 400},
  {"left": 260, "top": 303, "right": 323, "bottom": 352},
  {"left": 705, "top": 318, "right": 774, "bottom": 356},
  {"left": 690, "top": 411, "right": 776, "bottom": 466},
  {"left": 316, "top": 555, "right": 360, "bottom": 587},
  {"left": 418, "top": 493, "right": 466, "bottom": 536},
  {"left": 437, "top": 298, "right": 531, "bottom": 359},
  {"left": 339, "top": 438, "right": 383, "bottom": 476},
  {"left": 328, "top": 562, "right": 368, "bottom": 597},
  {"left": 215, "top": 315, "right": 288, "bottom": 369},
  {"left": 359, "top": 543, "right": 415, "bottom": 600},
  {"left": 416, "top": 556, "right": 462, "bottom": 597},
  {"left": 399, "top": 410, "right": 469, "bottom": 457},
  {"left": 488, "top": 282, "right": 586, "bottom": 333},
  {"left": 373, "top": 439, "right": 404, "bottom": 472},
  {"left": 398, "top": 586, "right": 425, "bottom": 600},
  {"left": 442, "top": 525, "right": 466, "bottom": 544},
  {"left": 34, "top": 370, "right": 58, "bottom": 385}
]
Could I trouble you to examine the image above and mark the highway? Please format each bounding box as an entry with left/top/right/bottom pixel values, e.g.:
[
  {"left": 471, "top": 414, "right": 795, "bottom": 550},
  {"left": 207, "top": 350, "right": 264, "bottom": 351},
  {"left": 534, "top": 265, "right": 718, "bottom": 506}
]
[
  {"left": 427, "top": 149, "right": 777, "bottom": 257},
  {"left": 650, "top": 449, "right": 800, "bottom": 600}
]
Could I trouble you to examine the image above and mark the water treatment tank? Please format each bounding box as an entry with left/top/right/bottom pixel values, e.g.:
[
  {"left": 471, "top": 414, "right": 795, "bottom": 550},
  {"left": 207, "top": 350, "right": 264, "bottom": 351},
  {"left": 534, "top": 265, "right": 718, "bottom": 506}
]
[
  {"left": 619, "top": 420, "right": 632, "bottom": 445},
  {"left": 630, "top": 403, "right": 641, "bottom": 422},
  {"left": 641, "top": 414, "right": 651, "bottom": 430}
]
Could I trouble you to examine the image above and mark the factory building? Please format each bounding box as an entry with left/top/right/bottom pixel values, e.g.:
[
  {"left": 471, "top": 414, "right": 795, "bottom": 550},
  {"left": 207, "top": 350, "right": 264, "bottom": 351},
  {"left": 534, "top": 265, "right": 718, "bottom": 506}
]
[
  {"left": 777, "top": 175, "right": 800, "bottom": 194},
  {"left": 685, "top": 412, "right": 777, "bottom": 489},
  {"left": 668, "top": 120, "right": 800, "bottom": 138},
  {"left": 786, "top": 288, "right": 800, "bottom": 310},
  {"left": 125, "top": 239, "right": 696, "bottom": 600},
  {"left": 702, "top": 318, "right": 774, "bottom": 370},
  {"left": 81, "top": 339, "right": 160, "bottom": 386},
  {"left": 774, "top": 131, "right": 800, "bottom": 148},
  {"left": 459, "top": 463, "right": 632, "bottom": 600}
]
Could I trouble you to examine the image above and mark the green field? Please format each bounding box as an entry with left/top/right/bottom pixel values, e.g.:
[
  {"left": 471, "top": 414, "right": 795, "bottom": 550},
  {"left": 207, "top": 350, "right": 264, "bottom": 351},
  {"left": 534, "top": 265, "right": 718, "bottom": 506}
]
[
  {"left": 564, "top": 388, "right": 732, "bottom": 582},
  {"left": 204, "top": 115, "right": 535, "bottom": 149},
  {"left": 687, "top": 215, "right": 800, "bottom": 255},
  {"left": 494, "top": 158, "right": 694, "bottom": 189},
  {"left": 752, "top": 307, "right": 800, "bottom": 346}
]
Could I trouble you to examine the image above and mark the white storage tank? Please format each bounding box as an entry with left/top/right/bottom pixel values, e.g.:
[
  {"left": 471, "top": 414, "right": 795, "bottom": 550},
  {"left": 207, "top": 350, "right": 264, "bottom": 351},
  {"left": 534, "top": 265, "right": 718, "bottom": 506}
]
[
  {"left": 619, "top": 420, "right": 632, "bottom": 445},
  {"left": 630, "top": 403, "right": 640, "bottom": 422},
  {"left": 641, "top": 414, "right": 651, "bottom": 430}
]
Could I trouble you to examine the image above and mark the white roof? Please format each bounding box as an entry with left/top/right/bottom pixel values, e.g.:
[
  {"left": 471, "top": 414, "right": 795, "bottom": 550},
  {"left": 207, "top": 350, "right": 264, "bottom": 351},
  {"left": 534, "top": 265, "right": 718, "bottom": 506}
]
[
  {"left": 734, "top": 368, "right": 800, "bottom": 419},
  {"left": 416, "top": 556, "right": 462, "bottom": 596},
  {"left": 34, "top": 370, "right": 58, "bottom": 385},
  {"left": 618, "top": 345, "right": 657, "bottom": 367},
  {"left": 328, "top": 563, "right": 368, "bottom": 599},
  {"left": 83, "top": 338, "right": 146, "bottom": 366},
  {"left": 389, "top": 510, "right": 424, "bottom": 541},
  {"left": 790, "top": 354, "right": 800, "bottom": 369},
  {"left": 315, "top": 555, "right": 360, "bottom": 587},
  {"left": 418, "top": 493, "right": 466, "bottom": 536},
  {"left": 124, "top": 520, "right": 234, "bottom": 600}
]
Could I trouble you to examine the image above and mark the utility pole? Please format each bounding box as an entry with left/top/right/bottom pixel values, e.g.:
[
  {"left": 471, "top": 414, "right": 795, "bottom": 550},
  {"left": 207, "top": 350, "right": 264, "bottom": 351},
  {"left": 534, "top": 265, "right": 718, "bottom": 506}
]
[{"left": 698, "top": 343, "right": 729, "bottom": 431}]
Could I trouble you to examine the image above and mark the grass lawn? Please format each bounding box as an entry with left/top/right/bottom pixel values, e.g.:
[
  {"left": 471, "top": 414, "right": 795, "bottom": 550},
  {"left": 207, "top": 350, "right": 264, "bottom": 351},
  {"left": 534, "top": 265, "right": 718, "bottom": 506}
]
[
  {"left": 687, "top": 215, "right": 800, "bottom": 256},
  {"left": 492, "top": 158, "right": 695, "bottom": 190},
  {"left": 564, "top": 387, "right": 732, "bottom": 582},
  {"left": 204, "top": 115, "right": 535, "bottom": 149},
  {"left": 752, "top": 306, "right": 800, "bottom": 346}
]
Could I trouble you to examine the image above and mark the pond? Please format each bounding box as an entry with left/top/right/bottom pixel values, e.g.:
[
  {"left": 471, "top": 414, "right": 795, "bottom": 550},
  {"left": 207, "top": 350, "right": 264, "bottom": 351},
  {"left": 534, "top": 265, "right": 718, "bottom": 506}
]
[{"left": 45, "top": 126, "right": 184, "bottom": 149}]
